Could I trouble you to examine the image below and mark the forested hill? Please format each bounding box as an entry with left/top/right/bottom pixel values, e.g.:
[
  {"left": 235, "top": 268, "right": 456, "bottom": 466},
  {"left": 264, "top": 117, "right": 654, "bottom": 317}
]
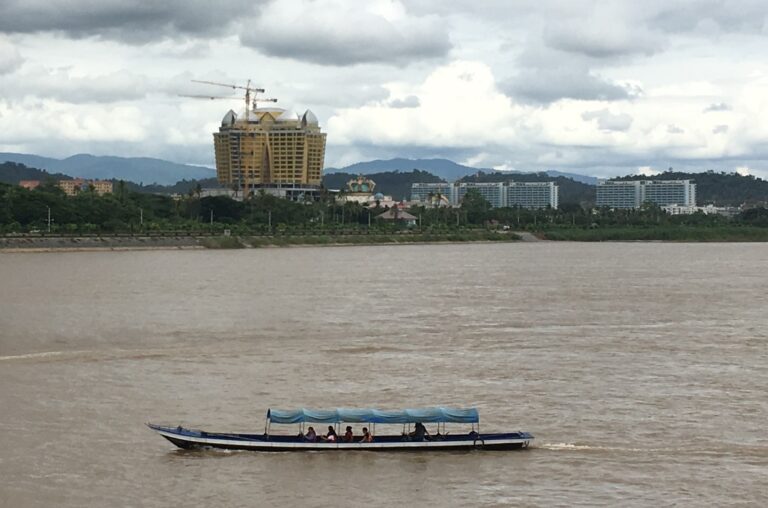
[
  {"left": 4, "top": 159, "right": 768, "bottom": 207},
  {"left": 0, "top": 152, "right": 214, "bottom": 185},
  {"left": 459, "top": 171, "right": 596, "bottom": 207},
  {"left": 0, "top": 161, "right": 219, "bottom": 195},
  {"left": 613, "top": 171, "right": 768, "bottom": 206},
  {"left": 323, "top": 169, "right": 444, "bottom": 200},
  {"left": 0, "top": 161, "right": 73, "bottom": 184}
]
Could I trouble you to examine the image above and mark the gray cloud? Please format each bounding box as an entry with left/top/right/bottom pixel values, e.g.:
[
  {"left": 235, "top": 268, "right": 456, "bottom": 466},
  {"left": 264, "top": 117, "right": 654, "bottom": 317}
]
[
  {"left": 289, "top": 84, "right": 389, "bottom": 109},
  {"left": 651, "top": 1, "right": 768, "bottom": 34},
  {"left": 667, "top": 124, "right": 684, "bottom": 134},
  {"left": 713, "top": 124, "right": 729, "bottom": 134},
  {"left": 389, "top": 95, "right": 421, "bottom": 108},
  {"left": 505, "top": 66, "right": 633, "bottom": 104},
  {"left": 581, "top": 109, "right": 634, "bottom": 131},
  {"left": 0, "top": 1, "right": 260, "bottom": 42},
  {"left": 0, "top": 68, "right": 156, "bottom": 104},
  {"left": 543, "top": 21, "right": 664, "bottom": 59},
  {"left": 239, "top": 6, "right": 450, "bottom": 66},
  {"left": 0, "top": 40, "right": 23, "bottom": 74},
  {"left": 502, "top": 39, "right": 642, "bottom": 104},
  {"left": 704, "top": 102, "right": 731, "bottom": 112}
]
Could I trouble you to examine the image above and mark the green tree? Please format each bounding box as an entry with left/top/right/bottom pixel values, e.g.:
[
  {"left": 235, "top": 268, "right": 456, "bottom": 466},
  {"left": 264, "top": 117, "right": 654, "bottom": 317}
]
[{"left": 460, "top": 189, "right": 491, "bottom": 224}]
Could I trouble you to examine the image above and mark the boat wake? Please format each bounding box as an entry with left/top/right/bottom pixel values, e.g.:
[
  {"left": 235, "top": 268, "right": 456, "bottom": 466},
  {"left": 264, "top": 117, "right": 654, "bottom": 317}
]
[
  {"left": 539, "top": 442, "right": 597, "bottom": 451},
  {"left": 539, "top": 442, "right": 670, "bottom": 453},
  {"left": 0, "top": 351, "right": 68, "bottom": 361},
  {"left": 0, "top": 347, "right": 176, "bottom": 363}
]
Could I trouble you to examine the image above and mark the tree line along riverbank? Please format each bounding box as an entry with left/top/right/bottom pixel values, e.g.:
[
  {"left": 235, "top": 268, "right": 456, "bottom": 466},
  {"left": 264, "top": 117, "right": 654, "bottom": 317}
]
[{"left": 2, "top": 180, "right": 768, "bottom": 245}]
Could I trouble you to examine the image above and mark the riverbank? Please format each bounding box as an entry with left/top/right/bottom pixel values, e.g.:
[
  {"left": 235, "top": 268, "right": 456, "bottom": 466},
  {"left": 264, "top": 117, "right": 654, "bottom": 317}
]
[
  {"left": 5, "top": 226, "right": 766, "bottom": 252},
  {"left": 0, "top": 231, "right": 518, "bottom": 252},
  {"left": 0, "top": 235, "right": 205, "bottom": 252},
  {"left": 541, "top": 226, "right": 768, "bottom": 241}
]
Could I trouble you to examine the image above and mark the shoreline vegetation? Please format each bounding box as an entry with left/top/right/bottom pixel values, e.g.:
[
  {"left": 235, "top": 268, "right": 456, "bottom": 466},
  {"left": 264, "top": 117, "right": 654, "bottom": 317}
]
[
  {"left": 4, "top": 225, "right": 768, "bottom": 252},
  {"left": 540, "top": 226, "right": 768, "bottom": 242},
  {"left": 0, "top": 230, "right": 519, "bottom": 252}
]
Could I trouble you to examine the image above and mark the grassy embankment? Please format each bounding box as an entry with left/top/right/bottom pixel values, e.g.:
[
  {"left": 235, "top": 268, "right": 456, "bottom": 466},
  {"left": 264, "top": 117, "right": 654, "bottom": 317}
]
[
  {"left": 201, "top": 230, "right": 517, "bottom": 248},
  {"left": 542, "top": 226, "right": 768, "bottom": 242}
]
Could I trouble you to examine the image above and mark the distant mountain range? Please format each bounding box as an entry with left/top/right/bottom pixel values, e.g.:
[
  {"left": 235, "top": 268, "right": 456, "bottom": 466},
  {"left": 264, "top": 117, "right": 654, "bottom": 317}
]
[
  {"left": 0, "top": 153, "right": 215, "bottom": 186},
  {"left": 0, "top": 152, "right": 597, "bottom": 187},
  {"left": 325, "top": 158, "right": 598, "bottom": 185},
  {"left": 3, "top": 154, "right": 765, "bottom": 206}
]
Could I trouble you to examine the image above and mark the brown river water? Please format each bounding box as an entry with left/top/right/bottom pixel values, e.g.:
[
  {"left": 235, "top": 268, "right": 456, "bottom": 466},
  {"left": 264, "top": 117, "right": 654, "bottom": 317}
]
[{"left": 1, "top": 243, "right": 767, "bottom": 507}]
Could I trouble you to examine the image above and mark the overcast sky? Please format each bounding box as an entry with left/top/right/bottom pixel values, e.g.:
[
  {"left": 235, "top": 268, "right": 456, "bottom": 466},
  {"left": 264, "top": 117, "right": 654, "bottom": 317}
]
[{"left": 2, "top": 0, "right": 768, "bottom": 178}]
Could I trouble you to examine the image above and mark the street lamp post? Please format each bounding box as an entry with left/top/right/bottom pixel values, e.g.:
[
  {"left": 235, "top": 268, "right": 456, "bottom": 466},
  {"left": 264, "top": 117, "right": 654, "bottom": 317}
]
[
  {"left": 46, "top": 206, "right": 52, "bottom": 233},
  {"left": 139, "top": 207, "right": 143, "bottom": 226}
]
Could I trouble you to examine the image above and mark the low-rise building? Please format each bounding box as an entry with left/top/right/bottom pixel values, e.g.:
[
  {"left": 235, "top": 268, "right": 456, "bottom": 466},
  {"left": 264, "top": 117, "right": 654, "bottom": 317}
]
[
  {"left": 375, "top": 208, "right": 417, "bottom": 226},
  {"left": 662, "top": 204, "right": 740, "bottom": 217},
  {"left": 58, "top": 179, "right": 114, "bottom": 196}
]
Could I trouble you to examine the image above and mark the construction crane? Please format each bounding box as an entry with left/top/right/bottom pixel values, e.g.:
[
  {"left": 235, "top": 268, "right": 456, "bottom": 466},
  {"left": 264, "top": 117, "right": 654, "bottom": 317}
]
[{"left": 186, "top": 79, "right": 277, "bottom": 119}]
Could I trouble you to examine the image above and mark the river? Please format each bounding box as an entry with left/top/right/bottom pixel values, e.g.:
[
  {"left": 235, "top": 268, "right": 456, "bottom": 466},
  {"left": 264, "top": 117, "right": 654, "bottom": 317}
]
[{"left": 1, "top": 243, "right": 766, "bottom": 506}]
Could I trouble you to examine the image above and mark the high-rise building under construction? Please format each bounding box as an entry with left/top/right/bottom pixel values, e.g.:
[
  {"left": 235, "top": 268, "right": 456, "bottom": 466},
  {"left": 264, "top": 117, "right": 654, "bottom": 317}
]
[{"left": 213, "top": 107, "right": 327, "bottom": 198}]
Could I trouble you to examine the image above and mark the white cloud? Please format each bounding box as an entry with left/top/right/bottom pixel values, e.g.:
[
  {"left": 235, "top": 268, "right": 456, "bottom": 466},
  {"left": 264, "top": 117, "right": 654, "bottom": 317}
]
[
  {"left": 637, "top": 166, "right": 661, "bottom": 176},
  {"left": 462, "top": 153, "right": 490, "bottom": 167},
  {"left": 328, "top": 61, "right": 518, "bottom": 146},
  {"left": 6, "top": 99, "right": 148, "bottom": 141}
]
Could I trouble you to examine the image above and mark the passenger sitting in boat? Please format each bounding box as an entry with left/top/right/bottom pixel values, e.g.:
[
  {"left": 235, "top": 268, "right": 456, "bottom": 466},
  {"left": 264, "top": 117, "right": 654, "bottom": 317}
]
[
  {"left": 359, "top": 427, "right": 373, "bottom": 443},
  {"left": 303, "top": 426, "right": 317, "bottom": 442},
  {"left": 321, "top": 426, "right": 337, "bottom": 442},
  {"left": 343, "top": 426, "right": 354, "bottom": 442},
  {"left": 410, "top": 422, "right": 430, "bottom": 441}
]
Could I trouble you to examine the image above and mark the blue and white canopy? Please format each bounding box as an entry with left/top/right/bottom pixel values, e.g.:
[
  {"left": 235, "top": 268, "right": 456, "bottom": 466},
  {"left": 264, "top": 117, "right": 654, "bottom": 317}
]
[{"left": 267, "top": 407, "right": 479, "bottom": 425}]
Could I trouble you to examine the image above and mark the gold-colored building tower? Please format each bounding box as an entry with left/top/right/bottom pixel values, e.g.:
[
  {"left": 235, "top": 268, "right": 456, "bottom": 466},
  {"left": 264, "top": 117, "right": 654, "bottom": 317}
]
[{"left": 213, "top": 108, "right": 327, "bottom": 194}]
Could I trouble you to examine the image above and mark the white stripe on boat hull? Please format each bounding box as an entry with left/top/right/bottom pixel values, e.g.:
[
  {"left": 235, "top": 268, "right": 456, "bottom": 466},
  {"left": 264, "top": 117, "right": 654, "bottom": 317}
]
[{"left": 154, "top": 430, "right": 531, "bottom": 450}]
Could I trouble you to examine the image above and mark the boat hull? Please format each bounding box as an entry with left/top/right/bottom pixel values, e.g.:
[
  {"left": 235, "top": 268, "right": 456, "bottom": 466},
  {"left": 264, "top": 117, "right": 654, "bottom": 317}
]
[{"left": 148, "top": 424, "right": 533, "bottom": 452}]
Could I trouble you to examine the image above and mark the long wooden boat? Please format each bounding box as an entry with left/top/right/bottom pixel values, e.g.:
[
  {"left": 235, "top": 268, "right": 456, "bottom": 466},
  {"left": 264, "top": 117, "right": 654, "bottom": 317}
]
[{"left": 147, "top": 407, "right": 534, "bottom": 452}]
